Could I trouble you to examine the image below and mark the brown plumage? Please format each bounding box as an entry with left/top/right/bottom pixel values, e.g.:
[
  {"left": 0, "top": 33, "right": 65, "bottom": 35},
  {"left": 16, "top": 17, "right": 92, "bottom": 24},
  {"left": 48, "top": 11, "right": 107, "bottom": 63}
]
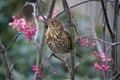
[{"left": 45, "top": 18, "right": 71, "bottom": 54}]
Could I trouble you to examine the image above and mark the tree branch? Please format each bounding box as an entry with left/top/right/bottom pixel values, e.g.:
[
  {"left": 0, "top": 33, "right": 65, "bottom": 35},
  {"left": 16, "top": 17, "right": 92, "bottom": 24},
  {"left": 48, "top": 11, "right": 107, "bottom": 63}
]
[
  {"left": 0, "top": 40, "right": 13, "bottom": 80},
  {"left": 55, "top": 0, "right": 116, "bottom": 18},
  {"left": 33, "top": 0, "right": 56, "bottom": 79},
  {"left": 38, "top": 0, "right": 56, "bottom": 65},
  {"left": 111, "top": 0, "right": 119, "bottom": 75},
  {"left": 62, "top": 0, "right": 76, "bottom": 80},
  {"left": 0, "top": 32, "right": 23, "bottom": 53},
  {"left": 89, "top": 2, "right": 103, "bottom": 54},
  {"left": 109, "top": 71, "right": 120, "bottom": 80},
  {"left": 100, "top": 0, "right": 114, "bottom": 38}
]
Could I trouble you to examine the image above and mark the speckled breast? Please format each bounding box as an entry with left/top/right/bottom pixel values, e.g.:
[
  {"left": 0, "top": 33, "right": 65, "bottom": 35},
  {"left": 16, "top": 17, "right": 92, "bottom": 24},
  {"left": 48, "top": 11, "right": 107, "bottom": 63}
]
[{"left": 45, "top": 29, "right": 70, "bottom": 53}]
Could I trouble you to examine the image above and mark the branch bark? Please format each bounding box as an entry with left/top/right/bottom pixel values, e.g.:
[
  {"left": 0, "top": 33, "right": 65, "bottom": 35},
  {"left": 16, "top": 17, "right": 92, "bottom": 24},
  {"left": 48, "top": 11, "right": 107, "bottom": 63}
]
[
  {"left": 0, "top": 40, "right": 12, "bottom": 80},
  {"left": 33, "top": 0, "right": 56, "bottom": 80},
  {"left": 111, "top": 0, "right": 119, "bottom": 79},
  {"left": 62, "top": 0, "right": 76, "bottom": 80},
  {"left": 102, "top": 0, "right": 108, "bottom": 79},
  {"left": 100, "top": 0, "right": 114, "bottom": 38}
]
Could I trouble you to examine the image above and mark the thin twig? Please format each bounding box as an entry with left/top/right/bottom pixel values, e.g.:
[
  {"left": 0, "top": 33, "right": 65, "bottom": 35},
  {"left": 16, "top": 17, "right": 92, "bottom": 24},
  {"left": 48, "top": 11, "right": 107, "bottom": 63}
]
[
  {"left": 101, "top": 0, "right": 108, "bottom": 79},
  {"left": 24, "top": 1, "right": 42, "bottom": 80},
  {"left": 62, "top": 0, "right": 76, "bottom": 80},
  {"left": 112, "top": 0, "right": 119, "bottom": 75},
  {"left": 38, "top": 0, "right": 56, "bottom": 64},
  {"left": 37, "top": 0, "right": 47, "bottom": 21},
  {"left": 38, "top": 7, "right": 46, "bottom": 21},
  {"left": 89, "top": 1, "right": 103, "bottom": 54},
  {"left": 100, "top": 0, "right": 114, "bottom": 37},
  {"left": 0, "top": 32, "right": 23, "bottom": 53},
  {"left": 9, "top": 63, "right": 16, "bottom": 77},
  {"left": 109, "top": 71, "right": 120, "bottom": 80},
  {"left": 89, "top": 8, "right": 102, "bottom": 37},
  {"left": 107, "top": 42, "right": 120, "bottom": 54},
  {"left": 73, "top": 24, "right": 81, "bottom": 37},
  {"left": 0, "top": 40, "right": 12, "bottom": 80},
  {"left": 54, "top": 0, "right": 116, "bottom": 18},
  {"left": 33, "top": 0, "right": 56, "bottom": 80},
  {"left": 81, "top": 36, "right": 112, "bottom": 45}
]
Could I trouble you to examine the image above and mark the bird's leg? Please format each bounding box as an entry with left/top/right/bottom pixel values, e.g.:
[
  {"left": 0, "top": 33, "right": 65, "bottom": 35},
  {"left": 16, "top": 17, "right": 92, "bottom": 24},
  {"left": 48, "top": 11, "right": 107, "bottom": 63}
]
[
  {"left": 48, "top": 53, "right": 53, "bottom": 59},
  {"left": 49, "top": 53, "right": 65, "bottom": 63},
  {"left": 76, "top": 52, "right": 82, "bottom": 58}
]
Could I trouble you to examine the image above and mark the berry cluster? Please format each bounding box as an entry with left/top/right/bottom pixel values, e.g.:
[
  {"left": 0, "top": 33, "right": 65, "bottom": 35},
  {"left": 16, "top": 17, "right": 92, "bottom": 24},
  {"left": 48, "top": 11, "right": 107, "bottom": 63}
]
[
  {"left": 79, "top": 37, "right": 111, "bottom": 73},
  {"left": 32, "top": 65, "right": 42, "bottom": 78},
  {"left": 32, "top": 62, "right": 57, "bottom": 79},
  {"left": 9, "top": 16, "right": 36, "bottom": 41},
  {"left": 79, "top": 37, "right": 96, "bottom": 47},
  {"left": 93, "top": 51, "right": 111, "bottom": 72},
  {"left": 94, "top": 62, "right": 109, "bottom": 72}
]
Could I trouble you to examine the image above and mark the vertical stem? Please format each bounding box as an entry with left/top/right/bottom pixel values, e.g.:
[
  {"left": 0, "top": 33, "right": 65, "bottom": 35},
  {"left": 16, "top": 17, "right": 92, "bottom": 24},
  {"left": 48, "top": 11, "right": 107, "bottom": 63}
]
[
  {"left": 102, "top": 14, "right": 107, "bottom": 80},
  {"left": 70, "top": 28, "right": 76, "bottom": 80},
  {"left": 102, "top": 0, "right": 107, "bottom": 57},
  {"left": 62, "top": 0, "right": 76, "bottom": 80},
  {"left": 101, "top": 0, "right": 108, "bottom": 79},
  {"left": 89, "top": 1, "right": 103, "bottom": 54},
  {"left": 34, "top": 0, "right": 56, "bottom": 80},
  {"left": 111, "top": 0, "right": 119, "bottom": 79},
  {"left": 100, "top": 0, "right": 114, "bottom": 37},
  {"left": 0, "top": 41, "right": 12, "bottom": 80},
  {"left": 39, "top": 0, "right": 56, "bottom": 63}
]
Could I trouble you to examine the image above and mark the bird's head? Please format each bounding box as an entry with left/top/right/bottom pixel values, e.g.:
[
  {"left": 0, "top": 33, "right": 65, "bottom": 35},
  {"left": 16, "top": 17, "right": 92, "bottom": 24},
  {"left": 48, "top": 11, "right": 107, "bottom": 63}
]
[{"left": 47, "top": 18, "right": 64, "bottom": 30}]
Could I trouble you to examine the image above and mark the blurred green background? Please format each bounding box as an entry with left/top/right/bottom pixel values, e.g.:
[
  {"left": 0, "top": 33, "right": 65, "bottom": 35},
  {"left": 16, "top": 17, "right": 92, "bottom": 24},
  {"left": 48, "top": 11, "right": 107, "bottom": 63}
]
[{"left": 0, "top": 0, "right": 120, "bottom": 80}]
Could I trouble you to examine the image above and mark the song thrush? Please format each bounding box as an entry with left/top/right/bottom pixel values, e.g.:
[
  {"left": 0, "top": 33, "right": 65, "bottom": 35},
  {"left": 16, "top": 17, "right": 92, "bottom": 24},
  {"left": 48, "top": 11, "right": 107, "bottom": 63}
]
[{"left": 45, "top": 18, "right": 71, "bottom": 54}]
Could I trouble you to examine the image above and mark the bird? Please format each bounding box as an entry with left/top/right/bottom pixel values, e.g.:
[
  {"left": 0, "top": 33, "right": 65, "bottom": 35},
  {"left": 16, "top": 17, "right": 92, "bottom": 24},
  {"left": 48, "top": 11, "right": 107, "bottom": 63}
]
[{"left": 45, "top": 18, "right": 71, "bottom": 55}]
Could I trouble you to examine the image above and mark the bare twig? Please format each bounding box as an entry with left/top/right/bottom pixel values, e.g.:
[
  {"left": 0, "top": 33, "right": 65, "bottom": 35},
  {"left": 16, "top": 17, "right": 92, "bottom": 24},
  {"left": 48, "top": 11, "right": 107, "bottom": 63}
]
[
  {"left": 24, "top": 1, "right": 43, "bottom": 80},
  {"left": 0, "top": 32, "right": 22, "bottom": 80},
  {"left": 46, "top": 0, "right": 56, "bottom": 20},
  {"left": 55, "top": 0, "right": 93, "bottom": 18},
  {"left": 24, "top": 3, "right": 41, "bottom": 79},
  {"left": 81, "top": 36, "right": 111, "bottom": 45},
  {"left": 89, "top": 8, "right": 102, "bottom": 37},
  {"left": 109, "top": 71, "right": 120, "bottom": 80},
  {"left": 9, "top": 63, "right": 16, "bottom": 77},
  {"left": 38, "top": 0, "right": 56, "bottom": 65},
  {"left": 107, "top": 42, "right": 120, "bottom": 56},
  {"left": 0, "top": 40, "right": 12, "bottom": 80},
  {"left": 89, "top": 1, "right": 103, "bottom": 54},
  {"left": 101, "top": 0, "right": 108, "bottom": 79},
  {"left": 111, "top": 0, "right": 119, "bottom": 76},
  {"left": 62, "top": 0, "right": 76, "bottom": 80},
  {"left": 32, "top": 0, "right": 56, "bottom": 80},
  {"left": 0, "top": 32, "right": 23, "bottom": 53},
  {"left": 38, "top": 7, "right": 46, "bottom": 21},
  {"left": 54, "top": 0, "right": 116, "bottom": 18},
  {"left": 100, "top": 0, "right": 114, "bottom": 37},
  {"left": 37, "top": 0, "right": 47, "bottom": 21}
]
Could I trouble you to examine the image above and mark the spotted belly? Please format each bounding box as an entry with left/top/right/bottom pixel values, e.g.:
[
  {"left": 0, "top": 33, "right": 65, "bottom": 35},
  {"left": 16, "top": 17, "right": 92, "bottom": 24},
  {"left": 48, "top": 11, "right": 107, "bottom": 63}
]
[
  {"left": 45, "top": 29, "right": 70, "bottom": 54},
  {"left": 47, "top": 39, "right": 69, "bottom": 53}
]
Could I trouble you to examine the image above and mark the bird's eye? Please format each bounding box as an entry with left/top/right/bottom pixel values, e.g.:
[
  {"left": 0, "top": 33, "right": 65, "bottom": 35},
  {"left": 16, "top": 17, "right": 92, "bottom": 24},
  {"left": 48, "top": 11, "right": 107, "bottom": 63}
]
[{"left": 51, "top": 21, "right": 54, "bottom": 24}]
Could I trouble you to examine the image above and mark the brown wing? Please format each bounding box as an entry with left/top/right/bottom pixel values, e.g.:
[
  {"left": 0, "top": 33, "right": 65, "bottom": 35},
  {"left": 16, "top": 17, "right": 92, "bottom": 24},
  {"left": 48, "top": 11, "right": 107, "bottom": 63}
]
[{"left": 62, "top": 29, "right": 72, "bottom": 50}]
